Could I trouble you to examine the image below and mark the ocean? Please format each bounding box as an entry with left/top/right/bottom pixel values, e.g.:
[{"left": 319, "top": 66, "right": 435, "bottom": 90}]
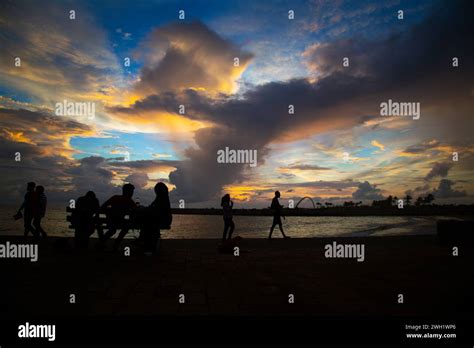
[{"left": 0, "top": 205, "right": 444, "bottom": 239}]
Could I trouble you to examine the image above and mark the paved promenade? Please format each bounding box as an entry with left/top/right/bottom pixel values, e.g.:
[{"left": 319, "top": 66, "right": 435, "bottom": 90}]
[{"left": 2, "top": 235, "right": 473, "bottom": 318}]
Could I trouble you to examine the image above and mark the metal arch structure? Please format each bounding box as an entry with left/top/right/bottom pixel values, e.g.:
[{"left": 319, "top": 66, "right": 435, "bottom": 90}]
[{"left": 295, "top": 196, "right": 316, "bottom": 209}]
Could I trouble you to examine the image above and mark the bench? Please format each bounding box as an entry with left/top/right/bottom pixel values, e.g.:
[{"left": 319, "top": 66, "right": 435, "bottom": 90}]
[
  {"left": 66, "top": 207, "right": 170, "bottom": 235},
  {"left": 66, "top": 206, "right": 141, "bottom": 232}
]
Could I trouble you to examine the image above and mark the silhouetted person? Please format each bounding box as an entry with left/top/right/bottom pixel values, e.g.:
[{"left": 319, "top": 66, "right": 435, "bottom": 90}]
[
  {"left": 142, "top": 182, "right": 172, "bottom": 255},
  {"left": 268, "top": 191, "right": 289, "bottom": 239},
  {"left": 33, "top": 185, "right": 48, "bottom": 239},
  {"left": 101, "top": 183, "right": 137, "bottom": 251},
  {"left": 73, "top": 191, "right": 100, "bottom": 249},
  {"left": 17, "top": 182, "right": 39, "bottom": 240},
  {"left": 221, "top": 194, "right": 235, "bottom": 241}
]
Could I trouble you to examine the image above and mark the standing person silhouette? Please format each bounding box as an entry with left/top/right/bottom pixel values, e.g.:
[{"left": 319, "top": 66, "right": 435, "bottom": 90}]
[
  {"left": 221, "top": 194, "right": 235, "bottom": 241},
  {"left": 268, "top": 191, "right": 289, "bottom": 239},
  {"left": 142, "top": 182, "right": 172, "bottom": 255},
  {"left": 33, "top": 185, "right": 48, "bottom": 239},
  {"left": 17, "top": 182, "right": 39, "bottom": 240},
  {"left": 100, "top": 183, "right": 137, "bottom": 251}
]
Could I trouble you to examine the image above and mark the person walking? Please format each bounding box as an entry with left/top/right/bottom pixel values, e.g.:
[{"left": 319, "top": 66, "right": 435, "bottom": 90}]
[
  {"left": 268, "top": 191, "right": 289, "bottom": 239},
  {"left": 221, "top": 194, "right": 235, "bottom": 241}
]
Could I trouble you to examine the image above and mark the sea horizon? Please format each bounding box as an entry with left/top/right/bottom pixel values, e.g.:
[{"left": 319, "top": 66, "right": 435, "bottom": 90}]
[{"left": 0, "top": 204, "right": 459, "bottom": 239}]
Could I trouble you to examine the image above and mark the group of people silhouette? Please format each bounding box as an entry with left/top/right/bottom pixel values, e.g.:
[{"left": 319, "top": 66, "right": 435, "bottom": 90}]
[
  {"left": 72, "top": 182, "right": 172, "bottom": 255},
  {"left": 17, "top": 182, "right": 289, "bottom": 254},
  {"left": 16, "top": 182, "right": 48, "bottom": 240}
]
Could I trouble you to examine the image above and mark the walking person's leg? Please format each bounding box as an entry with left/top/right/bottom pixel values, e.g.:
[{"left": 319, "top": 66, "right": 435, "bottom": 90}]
[
  {"left": 24, "top": 215, "right": 39, "bottom": 239},
  {"left": 228, "top": 219, "right": 235, "bottom": 240},
  {"left": 33, "top": 217, "right": 47, "bottom": 238},
  {"left": 278, "top": 222, "right": 288, "bottom": 238},
  {"left": 268, "top": 222, "right": 276, "bottom": 239},
  {"left": 223, "top": 219, "right": 230, "bottom": 241},
  {"left": 23, "top": 216, "right": 29, "bottom": 237}
]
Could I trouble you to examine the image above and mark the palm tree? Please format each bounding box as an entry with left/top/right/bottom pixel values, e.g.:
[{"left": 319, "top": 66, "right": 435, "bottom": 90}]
[
  {"left": 405, "top": 194, "right": 412, "bottom": 206},
  {"left": 415, "top": 196, "right": 423, "bottom": 206},
  {"left": 423, "top": 193, "right": 435, "bottom": 205}
]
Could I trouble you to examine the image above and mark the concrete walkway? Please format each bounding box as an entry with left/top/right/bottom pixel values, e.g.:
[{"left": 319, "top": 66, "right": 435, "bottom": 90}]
[{"left": 2, "top": 235, "right": 473, "bottom": 318}]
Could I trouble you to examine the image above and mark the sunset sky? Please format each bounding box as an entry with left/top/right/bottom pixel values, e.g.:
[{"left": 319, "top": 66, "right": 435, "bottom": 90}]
[{"left": 0, "top": 0, "right": 473, "bottom": 207}]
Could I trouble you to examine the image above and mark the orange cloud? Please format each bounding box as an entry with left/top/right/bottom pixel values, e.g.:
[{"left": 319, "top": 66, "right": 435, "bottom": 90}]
[
  {"left": 2, "top": 129, "right": 36, "bottom": 145},
  {"left": 371, "top": 140, "right": 385, "bottom": 151}
]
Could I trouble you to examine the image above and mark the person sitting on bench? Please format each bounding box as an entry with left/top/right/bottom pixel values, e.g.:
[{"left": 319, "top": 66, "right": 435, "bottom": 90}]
[
  {"left": 73, "top": 191, "right": 100, "bottom": 249},
  {"left": 100, "top": 183, "right": 137, "bottom": 251}
]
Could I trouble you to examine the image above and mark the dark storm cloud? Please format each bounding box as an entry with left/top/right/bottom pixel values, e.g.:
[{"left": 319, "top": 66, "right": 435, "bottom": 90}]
[
  {"left": 402, "top": 140, "right": 441, "bottom": 155},
  {"left": 280, "top": 180, "right": 360, "bottom": 190},
  {"left": 282, "top": 164, "right": 331, "bottom": 171},
  {"left": 107, "top": 89, "right": 214, "bottom": 121},
  {"left": 66, "top": 156, "right": 115, "bottom": 199},
  {"left": 424, "top": 162, "right": 453, "bottom": 181},
  {"left": 352, "top": 181, "right": 384, "bottom": 201},
  {"left": 0, "top": 107, "right": 99, "bottom": 204},
  {"left": 117, "top": 77, "right": 371, "bottom": 202},
  {"left": 108, "top": 1, "right": 474, "bottom": 203},
  {"left": 404, "top": 184, "right": 431, "bottom": 197},
  {"left": 433, "top": 179, "right": 467, "bottom": 199},
  {"left": 124, "top": 172, "right": 149, "bottom": 189},
  {"left": 0, "top": 106, "right": 175, "bottom": 204},
  {"left": 0, "top": 108, "right": 93, "bottom": 140},
  {"left": 66, "top": 156, "right": 164, "bottom": 204},
  {"left": 107, "top": 159, "right": 180, "bottom": 170},
  {"left": 304, "top": 0, "right": 473, "bottom": 93}
]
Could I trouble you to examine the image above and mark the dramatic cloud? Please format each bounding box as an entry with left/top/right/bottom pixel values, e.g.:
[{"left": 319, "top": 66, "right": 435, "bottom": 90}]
[
  {"left": 404, "top": 184, "right": 431, "bottom": 197},
  {"left": 424, "top": 162, "right": 453, "bottom": 181},
  {"left": 282, "top": 164, "right": 331, "bottom": 171},
  {"left": 1, "top": 1, "right": 473, "bottom": 207},
  {"left": 401, "top": 140, "right": 443, "bottom": 156},
  {"left": 433, "top": 179, "right": 467, "bottom": 199},
  {"left": 352, "top": 181, "right": 384, "bottom": 201},
  {"left": 0, "top": 108, "right": 97, "bottom": 158},
  {"left": 134, "top": 21, "right": 253, "bottom": 96},
  {"left": 124, "top": 172, "right": 149, "bottom": 189},
  {"left": 0, "top": 107, "right": 176, "bottom": 204},
  {"left": 0, "top": 0, "right": 122, "bottom": 105},
  {"left": 117, "top": 1, "right": 472, "bottom": 202}
]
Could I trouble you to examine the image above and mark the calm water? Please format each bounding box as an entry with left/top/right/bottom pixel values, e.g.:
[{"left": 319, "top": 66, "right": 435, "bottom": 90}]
[{"left": 0, "top": 205, "right": 445, "bottom": 239}]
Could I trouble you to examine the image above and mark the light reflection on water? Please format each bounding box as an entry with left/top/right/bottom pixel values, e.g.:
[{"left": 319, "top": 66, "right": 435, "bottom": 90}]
[{"left": 0, "top": 206, "right": 440, "bottom": 239}]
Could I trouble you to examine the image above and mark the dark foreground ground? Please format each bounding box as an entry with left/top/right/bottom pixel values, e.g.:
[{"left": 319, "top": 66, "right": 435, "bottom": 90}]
[{"left": 1, "top": 235, "right": 473, "bottom": 318}]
